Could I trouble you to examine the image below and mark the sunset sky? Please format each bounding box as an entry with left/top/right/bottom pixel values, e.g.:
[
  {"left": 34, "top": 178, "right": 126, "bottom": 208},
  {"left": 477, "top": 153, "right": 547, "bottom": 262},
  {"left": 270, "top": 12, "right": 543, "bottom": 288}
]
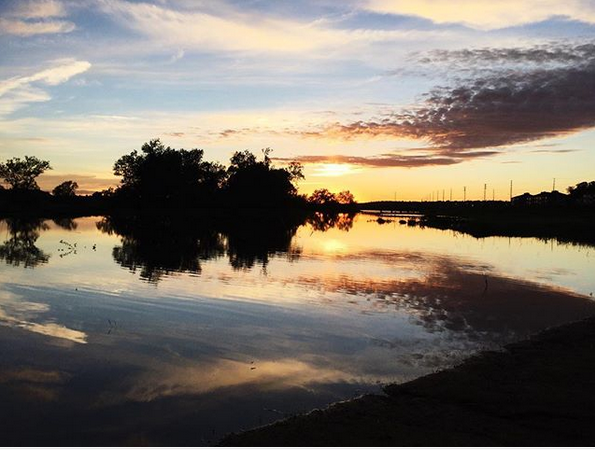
[{"left": 1, "top": 0, "right": 594, "bottom": 200}]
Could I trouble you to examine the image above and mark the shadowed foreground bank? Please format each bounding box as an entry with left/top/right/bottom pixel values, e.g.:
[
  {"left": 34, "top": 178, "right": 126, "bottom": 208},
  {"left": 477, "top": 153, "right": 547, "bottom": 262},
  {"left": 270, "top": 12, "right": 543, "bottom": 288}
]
[{"left": 222, "top": 316, "right": 595, "bottom": 446}]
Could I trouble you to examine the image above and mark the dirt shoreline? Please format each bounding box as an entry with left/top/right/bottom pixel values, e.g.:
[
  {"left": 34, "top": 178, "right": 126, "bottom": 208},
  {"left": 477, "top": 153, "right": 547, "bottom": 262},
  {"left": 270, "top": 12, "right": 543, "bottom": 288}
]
[{"left": 221, "top": 316, "right": 595, "bottom": 446}]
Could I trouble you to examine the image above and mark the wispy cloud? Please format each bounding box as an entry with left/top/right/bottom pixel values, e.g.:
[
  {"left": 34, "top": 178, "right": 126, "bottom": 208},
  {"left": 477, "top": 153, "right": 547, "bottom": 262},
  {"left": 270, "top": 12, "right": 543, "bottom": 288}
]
[
  {"left": 12, "top": 0, "right": 67, "bottom": 19},
  {"left": 96, "top": 0, "right": 460, "bottom": 56},
  {"left": 274, "top": 151, "right": 498, "bottom": 168},
  {"left": 0, "top": 18, "right": 75, "bottom": 36},
  {"left": 0, "top": 0, "right": 74, "bottom": 36},
  {"left": 0, "top": 59, "right": 91, "bottom": 116},
  {"left": 98, "top": 0, "right": 344, "bottom": 54},
  {"left": 363, "top": 0, "right": 595, "bottom": 30}
]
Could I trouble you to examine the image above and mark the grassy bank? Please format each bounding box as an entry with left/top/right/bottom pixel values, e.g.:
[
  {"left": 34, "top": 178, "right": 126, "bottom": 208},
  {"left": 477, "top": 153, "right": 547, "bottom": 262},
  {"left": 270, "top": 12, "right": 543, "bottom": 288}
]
[{"left": 221, "top": 316, "right": 595, "bottom": 446}]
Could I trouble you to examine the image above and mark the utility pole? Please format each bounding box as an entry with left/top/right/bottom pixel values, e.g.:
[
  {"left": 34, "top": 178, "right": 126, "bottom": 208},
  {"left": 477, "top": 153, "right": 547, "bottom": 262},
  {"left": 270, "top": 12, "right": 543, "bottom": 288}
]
[
  {"left": 492, "top": 188, "right": 495, "bottom": 201},
  {"left": 484, "top": 183, "right": 487, "bottom": 201},
  {"left": 464, "top": 186, "right": 467, "bottom": 201},
  {"left": 552, "top": 178, "right": 556, "bottom": 191},
  {"left": 442, "top": 189, "right": 445, "bottom": 202},
  {"left": 510, "top": 180, "right": 513, "bottom": 201}
]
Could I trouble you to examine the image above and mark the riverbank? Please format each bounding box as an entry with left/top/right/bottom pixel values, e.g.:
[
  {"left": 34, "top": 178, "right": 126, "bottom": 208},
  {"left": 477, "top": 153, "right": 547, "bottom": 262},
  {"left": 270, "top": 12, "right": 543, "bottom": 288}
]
[
  {"left": 221, "top": 316, "right": 595, "bottom": 446},
  {"left": 361, "top": 201, "right": 595, "bottom": 246}
]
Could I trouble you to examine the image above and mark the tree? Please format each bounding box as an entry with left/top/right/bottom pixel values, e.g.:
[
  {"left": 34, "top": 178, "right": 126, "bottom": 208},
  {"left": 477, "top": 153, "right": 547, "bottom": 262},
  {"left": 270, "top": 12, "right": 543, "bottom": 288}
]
[
  {"left": 113, "top": 139, "right": 224, "bottom": 203},
  {"left": 227, "top": 150, "right": 258, "bottom": 176},
  {"left": 336, "top": 190, "right": 355, "bottom": 204},
  {"left": 308, "top": 188, "right": 337, "bottom": 205},
  {"left": 224, "top": 148, "right": 301, "bottom": 206},
  {"left": 52, "top": 180, "right": 78, "bottom": 197},
  {"left": 286, "top": 161, "right": 305, "bottom": 182},
  {"left": 567, "top": 181, "right": 595, "bottom": 199},
  {"left": 0, "top": 156, "right": 52, "bottom": 190}
]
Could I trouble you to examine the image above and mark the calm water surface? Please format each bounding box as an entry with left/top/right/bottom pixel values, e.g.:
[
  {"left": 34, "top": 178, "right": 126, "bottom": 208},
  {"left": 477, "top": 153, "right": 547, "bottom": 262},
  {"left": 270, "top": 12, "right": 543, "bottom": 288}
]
[{"left": 0, "top": 213, "right": 594, "bottom": 445}]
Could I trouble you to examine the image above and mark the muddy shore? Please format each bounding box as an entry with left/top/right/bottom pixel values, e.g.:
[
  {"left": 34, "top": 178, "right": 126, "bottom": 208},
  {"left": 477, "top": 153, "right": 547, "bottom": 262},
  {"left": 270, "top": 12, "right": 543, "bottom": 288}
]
[{"left": 221, "top": 316, "right": 595, "bottom": 446}]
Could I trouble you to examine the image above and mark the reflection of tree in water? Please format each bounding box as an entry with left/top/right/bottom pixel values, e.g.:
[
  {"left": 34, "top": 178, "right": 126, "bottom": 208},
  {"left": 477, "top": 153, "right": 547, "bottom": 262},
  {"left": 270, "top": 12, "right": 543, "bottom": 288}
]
[
  {"left": 52, "top": 217, "right": 78, "bottom": 231},
  {"left": 97, "top": 216, "right": 226, "bottom": 283},
  {"left": 0, "top": 218, "right": 50, "bottom": 268},
  {"left": 97, "top": 212, "right": 352, "bottom": 282},
  {"left": 307, "top": 212, "right": 355, "bottom": 232},
  {"left": 221, "top": 218, "right": 302, "bottom": 270}
]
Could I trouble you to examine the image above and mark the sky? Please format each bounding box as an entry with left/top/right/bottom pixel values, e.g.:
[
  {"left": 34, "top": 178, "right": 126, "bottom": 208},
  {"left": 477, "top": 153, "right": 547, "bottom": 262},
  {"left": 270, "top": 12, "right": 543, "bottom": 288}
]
[{"left": 0, "top": 0, "right": 594, "bottom": 200}]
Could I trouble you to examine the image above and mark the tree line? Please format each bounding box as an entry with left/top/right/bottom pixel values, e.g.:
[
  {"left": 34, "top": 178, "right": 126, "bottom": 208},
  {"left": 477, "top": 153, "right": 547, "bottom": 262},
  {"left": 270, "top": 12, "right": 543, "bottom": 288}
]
[{"left": 0, "top": 139, "right": 356, "bottom": 209}]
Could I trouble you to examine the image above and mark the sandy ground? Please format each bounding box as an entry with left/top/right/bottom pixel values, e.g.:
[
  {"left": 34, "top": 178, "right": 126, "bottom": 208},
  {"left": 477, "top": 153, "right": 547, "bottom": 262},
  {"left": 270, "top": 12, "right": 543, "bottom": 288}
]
[{"left": 221, "top": 316, "right": 595, "bottom": 446}]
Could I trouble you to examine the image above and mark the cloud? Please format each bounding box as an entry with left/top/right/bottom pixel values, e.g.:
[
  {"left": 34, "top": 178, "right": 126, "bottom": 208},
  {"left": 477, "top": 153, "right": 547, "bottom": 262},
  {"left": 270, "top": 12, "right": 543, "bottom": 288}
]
[
  {"left": 362, "top": 0, "right": 595, "bottom": 30},
  {"left": 529, "top": 148, "right": 581, "bottom": 154},
  {"left": 0, "top": 0, "right": 74, "bottom": 36},
  {"left": 168, "top": 49, "right": 185, "bottom": 64},
  {"left": 414, "top": 42, "right": 595, "bottom": 67},
  {"left": 294, "top": 42, "right": 595, "bottom": 163},
  {"left": 98, "top": 0, "right": 343, "bottom": 53},
  {"left": 274, "top": 151, "right": 498, "bottom": 168},
  {"left": 0, "top": 59, "right": 91, "bottom": 116},
  {"left": 163, "top": 131, "right": 185, "bottom": 138},
  {"left": 12, "top": 0, "right": 67, "bottom": 19},
  {"left": 96, "top": 0, "right": 459, "bottom": 55},
  {"left": 0, "top": 18, "right": 75, "bottom": 36}
]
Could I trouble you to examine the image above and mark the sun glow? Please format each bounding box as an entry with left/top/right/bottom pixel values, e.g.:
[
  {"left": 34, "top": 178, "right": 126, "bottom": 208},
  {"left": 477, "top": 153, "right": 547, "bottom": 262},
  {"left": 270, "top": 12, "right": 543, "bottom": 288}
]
[
  {"left": 321, "top": 239, "right": 348, "bottom": 254},
  {"left": 312, "top": 163, "right": 357, "bottom": 177}
]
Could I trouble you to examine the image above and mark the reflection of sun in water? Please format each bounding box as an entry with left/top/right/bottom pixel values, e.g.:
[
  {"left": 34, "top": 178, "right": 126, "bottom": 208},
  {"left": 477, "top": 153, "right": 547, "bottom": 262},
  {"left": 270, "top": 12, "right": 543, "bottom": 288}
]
[
  {"left": 321, "top": 239, "right": 347, "bottom": 254},
  {"left": 313, "top": 163, "right": 356, "bottom": 177}
]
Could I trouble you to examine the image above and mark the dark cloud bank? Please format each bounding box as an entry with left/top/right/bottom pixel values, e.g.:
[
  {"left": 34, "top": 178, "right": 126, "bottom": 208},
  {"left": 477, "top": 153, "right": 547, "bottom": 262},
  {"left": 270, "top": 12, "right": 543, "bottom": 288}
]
[{"left": 286, "top": 42, "right": 595, "bottom": 168}]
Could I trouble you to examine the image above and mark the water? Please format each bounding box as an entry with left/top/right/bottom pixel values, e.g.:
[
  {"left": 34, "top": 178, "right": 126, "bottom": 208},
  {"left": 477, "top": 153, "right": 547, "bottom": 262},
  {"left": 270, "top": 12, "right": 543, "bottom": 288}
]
[{"left": 1, "top": 213, "right": 594, "bottom": 445}]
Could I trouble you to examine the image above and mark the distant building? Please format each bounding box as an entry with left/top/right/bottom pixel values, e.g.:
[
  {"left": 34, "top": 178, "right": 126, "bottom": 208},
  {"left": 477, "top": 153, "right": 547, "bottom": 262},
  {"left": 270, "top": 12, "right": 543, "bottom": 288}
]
[{"left": 512, "top": 190, "right": 569, "bottom": 206}]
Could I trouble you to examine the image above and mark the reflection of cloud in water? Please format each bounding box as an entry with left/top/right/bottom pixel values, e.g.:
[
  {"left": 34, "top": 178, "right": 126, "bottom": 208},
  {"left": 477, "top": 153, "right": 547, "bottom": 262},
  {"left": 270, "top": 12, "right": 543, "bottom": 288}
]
[
  {"left": 285, "top": 251, "right": 595, "bottom": 344},
  {"left": 0, "top": 368, "right": 70, "bottom": 402},
  {"left": 0, "top": 292, "right": 87, "bottom": 344},
  {"left": 123, "top": 358, "right": 355, "bottom": 403},
  {"left": 0, "top": 368, "right": 68, "bottom": 384}
]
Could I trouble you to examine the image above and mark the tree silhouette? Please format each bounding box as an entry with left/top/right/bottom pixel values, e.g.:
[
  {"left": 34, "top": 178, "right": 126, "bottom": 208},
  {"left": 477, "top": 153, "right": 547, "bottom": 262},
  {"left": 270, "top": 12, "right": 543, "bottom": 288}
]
[
  {"left": 109, "top": 140, "right": 307, "bottom": 207},
  {"left": 308, "top": 188, "right": 337, "bottom": 205},
  {"left": 308, "top": 188, "right": 355, "bottom": 207},
  {"left": 567, "top": 181, "right": 595, "bottom": 200},
  {"left": 113, "top": 139, "right": 225, "bottom": 204},
  {"left": 224, "top": 148, "right": 303, "bottom": 206},
  {"left": 0, "top": 156, "right": 51, "bottom": 190},
  {"left": 336, "top": 190, "right": 355, "bottom": 204},
  {"left": 52, "top": 180, "right": 78, "bottom": 197}
]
